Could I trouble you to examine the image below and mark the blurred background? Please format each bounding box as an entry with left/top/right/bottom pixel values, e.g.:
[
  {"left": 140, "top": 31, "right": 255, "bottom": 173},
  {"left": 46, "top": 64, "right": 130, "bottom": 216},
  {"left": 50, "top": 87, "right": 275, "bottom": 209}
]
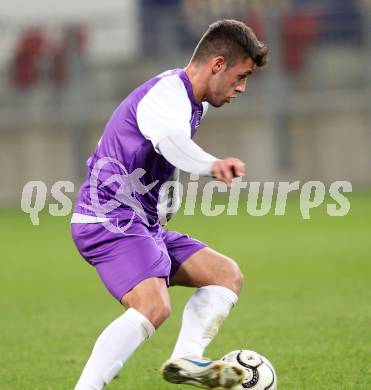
[
  {"left": 1, "top": 3, "right": 370, "bottom": 389},
  {"left": 0, "top": 0, "right": 371, "bottom": 205}
]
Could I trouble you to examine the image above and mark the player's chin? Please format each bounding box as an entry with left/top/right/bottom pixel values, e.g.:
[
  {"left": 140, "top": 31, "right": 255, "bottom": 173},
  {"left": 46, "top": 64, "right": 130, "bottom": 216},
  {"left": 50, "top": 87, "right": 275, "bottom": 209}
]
[{"left": 209, "top": 100, "right": 227, "bottom": 108}]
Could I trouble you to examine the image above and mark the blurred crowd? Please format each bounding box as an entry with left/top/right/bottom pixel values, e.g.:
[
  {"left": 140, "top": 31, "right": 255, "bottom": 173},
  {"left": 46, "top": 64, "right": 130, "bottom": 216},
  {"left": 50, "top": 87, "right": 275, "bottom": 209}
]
[{"left": 8, "top": 0, "right": 367, "bottom": 90}]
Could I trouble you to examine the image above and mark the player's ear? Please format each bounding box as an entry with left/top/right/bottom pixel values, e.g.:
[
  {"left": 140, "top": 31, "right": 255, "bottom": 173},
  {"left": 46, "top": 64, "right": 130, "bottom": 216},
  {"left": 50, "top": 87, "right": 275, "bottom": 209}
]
[{"left": 211, "top": 56, "right": 226, "bottom": 74}]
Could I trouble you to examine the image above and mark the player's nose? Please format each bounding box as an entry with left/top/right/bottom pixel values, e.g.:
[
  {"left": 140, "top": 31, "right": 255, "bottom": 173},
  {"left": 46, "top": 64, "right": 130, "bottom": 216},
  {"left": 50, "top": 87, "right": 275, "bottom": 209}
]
[{"left": 235, "top": 80, "right": 247, "bottom": 94}]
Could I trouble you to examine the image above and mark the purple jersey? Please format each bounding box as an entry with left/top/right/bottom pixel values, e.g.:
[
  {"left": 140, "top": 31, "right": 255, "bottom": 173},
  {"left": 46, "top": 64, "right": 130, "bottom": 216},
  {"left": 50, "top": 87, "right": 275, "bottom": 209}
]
[{"left": 73, "top": 68, "right": 208, "bottom": 225}]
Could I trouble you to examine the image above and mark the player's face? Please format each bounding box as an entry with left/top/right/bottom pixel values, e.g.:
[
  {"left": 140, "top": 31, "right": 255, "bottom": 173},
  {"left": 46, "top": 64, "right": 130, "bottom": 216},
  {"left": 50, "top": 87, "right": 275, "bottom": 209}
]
[{"left": 207, "top": 57, "right": 256, "bottom": 107}]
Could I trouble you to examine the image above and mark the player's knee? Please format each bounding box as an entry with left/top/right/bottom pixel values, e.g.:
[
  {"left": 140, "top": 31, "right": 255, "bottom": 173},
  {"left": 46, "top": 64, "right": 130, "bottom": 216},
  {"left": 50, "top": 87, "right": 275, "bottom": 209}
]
[
  {"left": 235, "top": 266, "right": 244, "bottom": 294},
  {"left": 152, "top": 303, "right": 171, "bottom": 327},
  {"left": 123, "top": 296, "right": 171, "bottom": 328},
  {"left": 227, "top": 261, "right": 244, "bottom": 295},
  {"left": 147, "top": 301, "right": 171, "bottom": 328}
]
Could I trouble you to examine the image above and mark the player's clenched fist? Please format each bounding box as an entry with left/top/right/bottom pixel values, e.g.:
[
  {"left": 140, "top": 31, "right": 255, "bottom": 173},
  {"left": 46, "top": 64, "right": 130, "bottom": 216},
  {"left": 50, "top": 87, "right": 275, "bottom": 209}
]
[{"left": 211, "top": 157, "right": 246, "bottom": 187}]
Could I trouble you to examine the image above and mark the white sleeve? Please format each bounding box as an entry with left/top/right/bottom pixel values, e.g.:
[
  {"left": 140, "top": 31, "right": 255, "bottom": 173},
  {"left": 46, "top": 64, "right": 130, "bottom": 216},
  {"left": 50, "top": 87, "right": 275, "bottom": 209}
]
[
  {"left": 137, "top": 75, "right": 192, "bottom": 150},
  {"left": 158, "top": 131, "right": 220, "bottom": 176}
]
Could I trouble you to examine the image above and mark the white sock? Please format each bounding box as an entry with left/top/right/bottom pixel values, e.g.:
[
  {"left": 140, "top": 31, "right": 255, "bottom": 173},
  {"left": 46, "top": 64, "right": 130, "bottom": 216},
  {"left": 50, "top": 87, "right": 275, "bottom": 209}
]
[
  {"left": 171, "top": 285, "right": 238, "bottom": 359},
  {"left": 75, "top": 308, "right": 155, "bottom": 390}
]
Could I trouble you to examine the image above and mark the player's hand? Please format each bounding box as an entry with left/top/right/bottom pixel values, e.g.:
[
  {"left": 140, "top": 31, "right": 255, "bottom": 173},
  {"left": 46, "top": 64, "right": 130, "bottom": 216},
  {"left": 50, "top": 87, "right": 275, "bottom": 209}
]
[{"left": 211, "top": 157, "right": 245, "bottom": 187}]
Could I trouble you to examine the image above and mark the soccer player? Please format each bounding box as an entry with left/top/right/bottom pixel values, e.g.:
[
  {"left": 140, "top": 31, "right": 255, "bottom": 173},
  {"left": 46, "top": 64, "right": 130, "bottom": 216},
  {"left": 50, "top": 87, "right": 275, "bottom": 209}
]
[{"left": 71, "top": 19, "right": 267, "bottom": 389}]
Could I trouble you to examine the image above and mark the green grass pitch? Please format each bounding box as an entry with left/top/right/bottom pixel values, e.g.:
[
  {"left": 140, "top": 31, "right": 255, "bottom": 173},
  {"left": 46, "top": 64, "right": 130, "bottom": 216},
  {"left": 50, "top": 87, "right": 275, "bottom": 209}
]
[{"left": 1, "top": 191, "right": 370, "bottom": 389}]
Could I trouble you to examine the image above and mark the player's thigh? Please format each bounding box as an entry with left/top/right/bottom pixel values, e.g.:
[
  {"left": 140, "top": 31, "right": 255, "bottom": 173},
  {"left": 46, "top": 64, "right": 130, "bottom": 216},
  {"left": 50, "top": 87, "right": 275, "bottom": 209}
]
[
  {"left": 170, "top": 247, "right": 244, "bottom": 295},
  {"left": 72, "top": 221, "right": 172, "bottom": 308},
  {"left": 121, "top": 276, "right": 171, "bottom": 329}
]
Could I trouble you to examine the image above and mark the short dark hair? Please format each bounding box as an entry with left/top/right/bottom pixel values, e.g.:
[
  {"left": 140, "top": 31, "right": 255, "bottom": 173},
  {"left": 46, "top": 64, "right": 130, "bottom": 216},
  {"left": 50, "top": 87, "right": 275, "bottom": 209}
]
[{"left": 192, "top": 19, "right": 268, "bottom": 68}]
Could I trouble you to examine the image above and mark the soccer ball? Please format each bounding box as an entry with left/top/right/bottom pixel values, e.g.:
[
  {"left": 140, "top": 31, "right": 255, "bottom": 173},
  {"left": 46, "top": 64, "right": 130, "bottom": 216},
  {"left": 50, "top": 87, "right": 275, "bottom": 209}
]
[{"left": 221, "top": 350, "right": 277, "bottom": 389}]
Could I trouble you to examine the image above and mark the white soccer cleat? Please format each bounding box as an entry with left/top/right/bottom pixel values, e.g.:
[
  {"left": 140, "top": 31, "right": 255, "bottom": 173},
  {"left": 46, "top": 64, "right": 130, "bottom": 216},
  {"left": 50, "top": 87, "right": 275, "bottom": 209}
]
[{"left": 161, "top": 357, "right": 245, "bottom": 389}]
